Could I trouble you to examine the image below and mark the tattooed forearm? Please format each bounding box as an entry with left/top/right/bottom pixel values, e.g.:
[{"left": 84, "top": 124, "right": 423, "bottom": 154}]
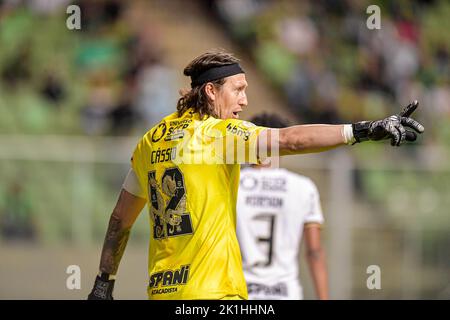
[{"left": 99, "top": 213, "right": 131, "bottom": 275}]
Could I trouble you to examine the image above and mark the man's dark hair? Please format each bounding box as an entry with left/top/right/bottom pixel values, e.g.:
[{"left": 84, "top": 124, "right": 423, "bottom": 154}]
[
  {"left": 250, "top": 113, "right": 290, "bottom": 128},
  {"left": 177, "top": 49, "right": 240, "bottom": 119}
]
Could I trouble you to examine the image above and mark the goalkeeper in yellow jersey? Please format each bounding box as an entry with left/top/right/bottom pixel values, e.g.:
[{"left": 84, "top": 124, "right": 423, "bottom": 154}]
[{"left": 88, "top": 49, "right": 424, "bottom": 300}]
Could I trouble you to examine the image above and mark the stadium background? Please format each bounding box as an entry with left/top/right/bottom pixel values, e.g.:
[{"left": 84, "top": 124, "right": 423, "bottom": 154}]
[{"left": 0, "top": 0, "right": 448, "bottom": 299}]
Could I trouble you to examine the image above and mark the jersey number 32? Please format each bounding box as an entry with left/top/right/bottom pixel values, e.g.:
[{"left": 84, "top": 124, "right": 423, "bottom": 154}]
[{"left": 148, "top": 167, "right": 193, "bottom": 239}]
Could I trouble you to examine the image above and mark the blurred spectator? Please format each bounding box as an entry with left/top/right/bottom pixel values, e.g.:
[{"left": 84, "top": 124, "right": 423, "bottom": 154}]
[
  {"left": 276, "top": 15, "right": 318, "bottom": 56},
  {"left": 284, "top": 62, "right": 314, "bottom": 120},
  {"left": 1, "top": 43, "right": 32, "bottom": 89},
  {"left": 78, "top": 0, "right": 125, "bottom": 32},
  {"left": 40, "top": 73, "right": 66, "bottom": 106},
  {"left": 434, "top": 43, "right": 449, "bottom": 78},
  {"left": 80, "top": 71, "right": 116, "bottom": 135},
  {"left": 0, "top": 182, "right": 36, "bottom": 242},
  {"left": 134, "top": 54, "right": 178, "bottom": 130},
  {"left": 28, "top": 0, "right": 71, "bottom": 14},
  {"left": 356, "top": 48, "right": 387, "bottom": 93},
  {"left": 108, "top": 70, "right": 138, "bottom": 135}
]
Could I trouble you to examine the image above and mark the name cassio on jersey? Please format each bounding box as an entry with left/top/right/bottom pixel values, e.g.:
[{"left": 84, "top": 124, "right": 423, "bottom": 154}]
[{"left": 151, "top": 147, "right": 177, "bottom": 164}]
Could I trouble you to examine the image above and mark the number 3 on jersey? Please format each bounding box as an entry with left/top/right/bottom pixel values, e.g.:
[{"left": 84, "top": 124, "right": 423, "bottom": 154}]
[
  {"left": 148, "top": 167, "right": 193, "bottom": 239},
  {"left": 252, "top": 213, "right": 276, "bottom": 267}
]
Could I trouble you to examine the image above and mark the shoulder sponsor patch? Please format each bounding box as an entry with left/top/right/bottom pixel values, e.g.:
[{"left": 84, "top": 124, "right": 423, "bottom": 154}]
[
  {"left": 164, "top": 120, "right": 191, "bottom": 141},
  {"left": 226, "top": 123, "right": 251, "bottom": 141},
  {"left": 152, "top": 123, "right": 167, "bottom": 142}
]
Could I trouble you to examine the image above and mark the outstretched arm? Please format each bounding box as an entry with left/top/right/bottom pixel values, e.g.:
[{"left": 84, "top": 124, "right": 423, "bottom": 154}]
[
  {"left": 258, "top": 101, "right": 424, "bottom": 157},
  {"left": 277, "top": 124, "right": 346, "bottom": 155}
]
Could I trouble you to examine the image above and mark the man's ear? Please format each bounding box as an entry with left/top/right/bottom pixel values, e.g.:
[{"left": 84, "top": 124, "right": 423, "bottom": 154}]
[{"left": 204, "top": 83, "right": 216, "bottom": 101}]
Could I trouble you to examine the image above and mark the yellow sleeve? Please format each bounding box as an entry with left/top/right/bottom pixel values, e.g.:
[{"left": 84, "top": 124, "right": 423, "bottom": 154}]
[{"left": 202, "top": 118, "right": 267, "bottom": 164}]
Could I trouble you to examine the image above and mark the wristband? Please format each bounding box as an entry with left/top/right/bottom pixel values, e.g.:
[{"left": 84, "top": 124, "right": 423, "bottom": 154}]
[{"left": 342, "top": 124, "right": 356, "bottom": 145}]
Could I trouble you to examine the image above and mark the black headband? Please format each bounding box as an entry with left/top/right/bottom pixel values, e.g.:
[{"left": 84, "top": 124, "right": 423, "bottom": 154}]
[{"left": 190, "top": 63, "right": 245, "bottom": 88}]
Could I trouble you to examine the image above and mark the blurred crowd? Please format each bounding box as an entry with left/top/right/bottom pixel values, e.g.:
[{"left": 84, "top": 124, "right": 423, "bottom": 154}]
[
  {"left": 0, "top": 0, "right": 180, "bottom": 242},
  {"left": 207, "top": 0, "right": 449, "bottom": 145},
  {"left": 0, "top": 0, "right": 449, "bottom": 242},
  {"left": 0, "top": 0, "right": 178, "bottom": 137},
  {"left": 0, "top": 2, "right": 448, "bottom": 297},
  {"left": 76, "top": 0, "right": 179, "bottom": 136},
  {"left": 0, "top": 0, "right": 448, "bottom": 141}
]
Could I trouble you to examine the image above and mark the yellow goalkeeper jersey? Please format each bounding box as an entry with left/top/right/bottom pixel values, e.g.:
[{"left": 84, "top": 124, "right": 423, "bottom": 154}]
[{"left": 131, "top": 109, "right": 266, "bottom": 300}]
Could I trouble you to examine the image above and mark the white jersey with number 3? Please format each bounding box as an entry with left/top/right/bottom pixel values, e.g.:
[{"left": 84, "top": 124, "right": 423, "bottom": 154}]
[{"left": 237, "top": 167, "right": 324, "bottom": 300}]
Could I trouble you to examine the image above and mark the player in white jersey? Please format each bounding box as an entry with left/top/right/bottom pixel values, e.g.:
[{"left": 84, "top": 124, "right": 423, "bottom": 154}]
[{"left": 237, "top": 113, "right": 328, "bottom": 300}]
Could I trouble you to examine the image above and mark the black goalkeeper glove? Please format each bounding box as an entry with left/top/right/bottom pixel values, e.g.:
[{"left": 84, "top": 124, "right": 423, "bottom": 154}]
[
  {"left": 87, "top": 273, "right": 115, "bottom": 300},
  {"left": 352, "top": 100, "right": 424, "bottom": 146}
]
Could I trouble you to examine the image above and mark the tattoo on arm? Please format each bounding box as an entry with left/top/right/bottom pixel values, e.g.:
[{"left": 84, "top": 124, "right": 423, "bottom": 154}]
[{"left": 99, "top": 213, "right": 131, "bottom": 275}]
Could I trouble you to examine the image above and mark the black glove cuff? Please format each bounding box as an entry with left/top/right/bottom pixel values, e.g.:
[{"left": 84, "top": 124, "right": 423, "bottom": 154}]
[
  {"left": 352, "top": 121, "right": 371, "bottom": 143},
  {"left": 88, "top": 274, "right": 115, "bottom": 300},
  {"left": 99, "top": 272, "right": 115, "bottom": 281}
]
